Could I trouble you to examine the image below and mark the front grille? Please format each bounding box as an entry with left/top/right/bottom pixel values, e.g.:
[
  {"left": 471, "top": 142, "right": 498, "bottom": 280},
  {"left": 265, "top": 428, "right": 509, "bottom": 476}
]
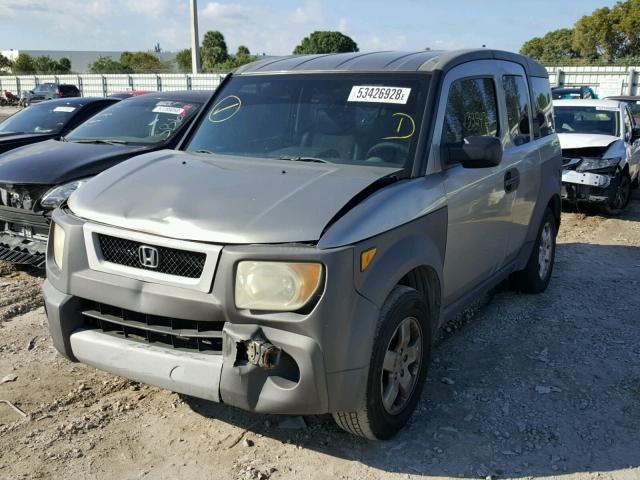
[
  {"left": 97, "top": 234, "right": 206, "bottom": 278},
  {"left": 81, "top": 300, "right": 224, "bottom": 354},
  {"left": 0, "top": 243, "right": 46, "bottom": 268}
]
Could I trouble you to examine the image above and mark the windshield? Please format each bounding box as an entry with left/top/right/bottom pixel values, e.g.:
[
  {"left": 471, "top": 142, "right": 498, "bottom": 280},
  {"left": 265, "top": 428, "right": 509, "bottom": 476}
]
[
  {"left": 555, "top": 106, "right": 620, "bottom": 136},
  {"left": 65, "top": 98, "right": 202, "bottom": 145},
  {"left": 34, "top": 84, "right": 54, "bottom": 93},
  {"left": 186, "top": 73, "right": 429, "bottom": 171},
  {"left": 0, "top": 102, "right": 80, "bottom": 134}
]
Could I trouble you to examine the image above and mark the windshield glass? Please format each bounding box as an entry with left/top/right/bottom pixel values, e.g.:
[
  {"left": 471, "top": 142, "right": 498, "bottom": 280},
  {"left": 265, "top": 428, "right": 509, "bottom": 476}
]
[
  {"left": 0, "top": 102, "right": 79, "bottom": 134},
  {"left": 186, "top": 73, "right": 429, "bottom": 170},
  {"left": 65, "top": 98, "right": 201, "bottom": 145},
  {"left": 555, "top": 106, "right": 620, "bottom": 136}
]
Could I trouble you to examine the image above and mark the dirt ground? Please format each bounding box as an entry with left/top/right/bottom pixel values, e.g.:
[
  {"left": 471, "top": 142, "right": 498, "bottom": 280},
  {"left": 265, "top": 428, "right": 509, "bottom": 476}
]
[{"left": 1, "top": 193, "right": 639, "bottom": 480}]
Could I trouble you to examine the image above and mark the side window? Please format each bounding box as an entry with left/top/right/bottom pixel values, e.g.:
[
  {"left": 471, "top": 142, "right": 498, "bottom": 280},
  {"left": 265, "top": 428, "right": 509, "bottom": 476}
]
[
  {"left": 530, "top": 77, "right": 555, "bottom": 139},
  {"left": 442, "top": 77, "right": 499, "bottom": 149},
  {"left": 502, "top": 75, "right": 531, "bottom": 146},
  {"left": 624, "top": 107, "right": 633, "bottom": 140}
]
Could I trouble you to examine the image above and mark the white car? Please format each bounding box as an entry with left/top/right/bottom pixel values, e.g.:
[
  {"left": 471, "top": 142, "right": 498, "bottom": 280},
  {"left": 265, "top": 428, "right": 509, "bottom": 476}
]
[{"left": 555, "top": 99, "right": 640, "bottom": 213}]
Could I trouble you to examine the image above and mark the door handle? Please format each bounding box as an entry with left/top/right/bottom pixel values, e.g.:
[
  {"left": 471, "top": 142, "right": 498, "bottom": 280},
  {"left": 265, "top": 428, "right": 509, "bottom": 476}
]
[{"left": 504, "top": 168, "right": 520, "bottom": 193}]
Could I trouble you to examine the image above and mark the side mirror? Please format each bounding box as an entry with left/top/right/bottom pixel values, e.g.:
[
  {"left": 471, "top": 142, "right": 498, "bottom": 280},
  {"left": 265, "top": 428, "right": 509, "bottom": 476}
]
[
  {"left": 632, "top": 126, "right": 640, "bottom": 142},
  {"left": 444, "top": 136, "right": 503, "bottom": 168}
]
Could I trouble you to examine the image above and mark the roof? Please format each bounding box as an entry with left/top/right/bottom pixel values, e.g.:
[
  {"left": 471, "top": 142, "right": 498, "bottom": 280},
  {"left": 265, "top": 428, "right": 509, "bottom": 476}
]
[
  {"left": 604, "top": 95, "right": 640, "bottom": 101},
  {"left": 554, "top": 99, "right": 622, "bottom": 108},
  {"left": 234, "top": 49, "right": 548, "bottom": 78},
  {"left": 28, "top": 97, "right": 117, "bottom": 107},
  {"left": 552, "top": 86, "right": 592, "bottom": 92},
  {"left": 123, "top": 90, "right": 213, "bottom": 103}
]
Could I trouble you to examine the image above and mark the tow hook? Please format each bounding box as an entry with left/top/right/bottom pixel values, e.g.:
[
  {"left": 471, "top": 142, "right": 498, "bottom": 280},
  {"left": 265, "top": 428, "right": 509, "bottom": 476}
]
[{"left": 245, "top": 340, "right": 281, "bottom": 369}]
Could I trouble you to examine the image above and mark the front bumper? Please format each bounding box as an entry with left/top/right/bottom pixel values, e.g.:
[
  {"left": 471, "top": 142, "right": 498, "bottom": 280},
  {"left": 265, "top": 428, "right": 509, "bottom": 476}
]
[
  {"left": 44, "top": 208, "right": 380, "bottom": 415},
  {"left": 0, "top": 207, "right": 49, "bottom": 267},
  {"left": 561, "top": 169, "right": 615, "bottom": 203}
]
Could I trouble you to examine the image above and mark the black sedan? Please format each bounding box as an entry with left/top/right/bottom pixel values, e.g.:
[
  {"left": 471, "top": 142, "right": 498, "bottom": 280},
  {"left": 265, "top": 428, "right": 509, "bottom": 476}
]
[
  {"left": 0, "top": 97, "right": 119, "bottom": 155},
  {"left": 0, "top": 90, "right": 213, "bottom": 267}
]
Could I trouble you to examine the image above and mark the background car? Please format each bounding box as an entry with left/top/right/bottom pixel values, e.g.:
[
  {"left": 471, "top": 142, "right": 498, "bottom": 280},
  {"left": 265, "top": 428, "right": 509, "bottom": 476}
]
[
  {"left": 552, "top": 86, "right": 599, "bottom": 100},
  {"left": 0, "top": 90, "right": 212, "bottom": 267},
  {"left": 0, "top": 97, "right": 119, "bottom": 154},
  {"left": 22, "top": 83, "right": 81, "bottom": 105},
  {"left": 604, "top": 95, "right": 640, "bottom": 123},
  {"left": 555, "top": 98, "right": 640, "bottom": 213}
]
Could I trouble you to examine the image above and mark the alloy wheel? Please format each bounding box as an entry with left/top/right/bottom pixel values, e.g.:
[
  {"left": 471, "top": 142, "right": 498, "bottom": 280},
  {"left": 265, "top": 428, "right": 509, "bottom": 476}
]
[
  {"left": 538, "top": 222, "right": 553, "bottom": 280},
  {"left": 380, "top": 316, "right": 423, "bottom": 415}
]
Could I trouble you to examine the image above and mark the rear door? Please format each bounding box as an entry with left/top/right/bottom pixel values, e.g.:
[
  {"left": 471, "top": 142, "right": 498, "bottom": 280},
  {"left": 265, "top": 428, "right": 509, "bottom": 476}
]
[
  {"left": 431, "top": 60, "right": 515, "bottom": 306},
  {"left": 499, "top": 63, "right": 541, "bottom": 262}
]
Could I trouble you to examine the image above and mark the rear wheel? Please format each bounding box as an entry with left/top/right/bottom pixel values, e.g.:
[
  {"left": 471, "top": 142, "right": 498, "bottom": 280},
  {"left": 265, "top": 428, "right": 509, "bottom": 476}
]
[
  {"left": 333, "top": 286, "right": 431, "bottom": 440},
  {"left": 511, "top": 208, "right": 556, "bottom": 293}
]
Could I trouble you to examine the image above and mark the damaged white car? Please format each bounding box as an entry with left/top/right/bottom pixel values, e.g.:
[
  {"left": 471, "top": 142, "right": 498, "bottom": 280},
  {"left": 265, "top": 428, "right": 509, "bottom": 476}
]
[{"left": 555, "top": 99, "right": 640, "bottom": 213}]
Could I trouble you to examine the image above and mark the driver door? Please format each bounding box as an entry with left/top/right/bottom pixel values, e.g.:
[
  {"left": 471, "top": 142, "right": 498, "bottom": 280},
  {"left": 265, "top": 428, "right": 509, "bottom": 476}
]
[{"left": 432, "top": 61, "right": 514, "bottom": 306}]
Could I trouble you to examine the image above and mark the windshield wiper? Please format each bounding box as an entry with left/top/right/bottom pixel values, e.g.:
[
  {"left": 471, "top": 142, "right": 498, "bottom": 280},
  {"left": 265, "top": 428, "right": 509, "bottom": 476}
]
[
  {"left": 278, "top": 156, "right": 330, "bottom": 164},
  {"left": 192, "top": 149, "right": 214, "bottom": 155},
  {"left": 68, "top": 139, "right": 129, "bottom": 145}
]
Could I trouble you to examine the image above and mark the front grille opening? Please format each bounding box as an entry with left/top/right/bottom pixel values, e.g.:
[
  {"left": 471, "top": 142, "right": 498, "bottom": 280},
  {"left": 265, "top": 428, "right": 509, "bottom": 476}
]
[
  {"left": 97, "top": 234, "right": 206, "bottom": 278},
  {"left": 81, "top": 300, "right": 224, "bottom": 355}
]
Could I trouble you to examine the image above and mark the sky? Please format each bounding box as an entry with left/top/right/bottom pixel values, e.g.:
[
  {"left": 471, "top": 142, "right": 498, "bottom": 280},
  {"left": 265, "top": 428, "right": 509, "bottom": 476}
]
[{"left": 0, "top": 0, "right": 620, "bottom": 56}]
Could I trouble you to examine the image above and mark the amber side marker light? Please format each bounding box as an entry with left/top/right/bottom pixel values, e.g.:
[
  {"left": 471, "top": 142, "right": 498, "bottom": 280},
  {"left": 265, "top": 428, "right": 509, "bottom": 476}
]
[{"left": 360, "top": 247, "right": 377, "bottom": 272}]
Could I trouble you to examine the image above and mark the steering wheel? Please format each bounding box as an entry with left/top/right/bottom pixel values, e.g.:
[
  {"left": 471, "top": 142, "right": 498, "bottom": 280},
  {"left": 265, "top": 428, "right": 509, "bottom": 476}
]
[{"left": 365, "top": 142, "right": 408, "bottom": 163}]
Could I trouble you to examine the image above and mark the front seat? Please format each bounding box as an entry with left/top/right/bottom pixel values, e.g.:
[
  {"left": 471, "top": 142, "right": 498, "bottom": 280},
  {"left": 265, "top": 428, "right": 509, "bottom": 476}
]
[{"left": 301, "top": 107, "right": 357, "bottom": 161}]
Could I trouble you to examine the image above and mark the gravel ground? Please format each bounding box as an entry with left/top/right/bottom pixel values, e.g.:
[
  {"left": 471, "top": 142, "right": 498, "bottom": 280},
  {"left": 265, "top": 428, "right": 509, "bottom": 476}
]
[{"left": 0, "top": 193, "right": 639, "bottom": 480}]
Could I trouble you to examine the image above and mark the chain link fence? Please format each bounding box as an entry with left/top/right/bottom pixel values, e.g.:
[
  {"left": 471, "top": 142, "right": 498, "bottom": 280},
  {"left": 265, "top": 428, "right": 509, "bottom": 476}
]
[{"left": 0, "top": 73, "right": 226, "bottom": 97}]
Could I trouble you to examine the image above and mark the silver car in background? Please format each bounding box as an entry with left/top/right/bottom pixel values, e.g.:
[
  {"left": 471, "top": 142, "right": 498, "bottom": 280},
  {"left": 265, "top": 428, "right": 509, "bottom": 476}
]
[
  {"left": 555, "top": 99, "right": 640, "bottom": 213},
  {"left": 44, "top": 50, "right": 561, "bottom": 440}
]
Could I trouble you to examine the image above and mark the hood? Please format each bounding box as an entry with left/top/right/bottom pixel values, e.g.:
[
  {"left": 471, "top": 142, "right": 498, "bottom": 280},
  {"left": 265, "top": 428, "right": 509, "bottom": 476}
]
[
  {"left": 0, "top": 139, "right": 148, "bottom": 184},
  {"left": 557, "top": 133, "right": 619, "bottom": 150},
  {"left": 0, "top": 132, "right": 49, "bottom": 141},
  {"left": 69, "top": 151, "right": 400, "bottom": 244}
]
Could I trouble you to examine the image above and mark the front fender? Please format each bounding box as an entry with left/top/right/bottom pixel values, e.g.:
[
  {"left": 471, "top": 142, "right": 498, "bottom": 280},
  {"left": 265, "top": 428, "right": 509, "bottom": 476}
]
[{"left": 351, "top": 207, "right": 447, "bottom": 325}]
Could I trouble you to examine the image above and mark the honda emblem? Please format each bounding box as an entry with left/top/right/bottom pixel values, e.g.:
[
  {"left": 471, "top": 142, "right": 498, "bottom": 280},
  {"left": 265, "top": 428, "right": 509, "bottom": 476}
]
[{"left": 138, "top": 245, "right": 159, "bottom": 269}]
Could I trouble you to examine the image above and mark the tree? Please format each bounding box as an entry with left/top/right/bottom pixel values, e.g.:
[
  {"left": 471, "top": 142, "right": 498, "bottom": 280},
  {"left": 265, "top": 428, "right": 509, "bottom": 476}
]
[
  {"left": 520, "top": 37, "right": 546, "bottom": 60},
  {"left": 520, "top": 29, "right": 578, "bottom": 62},
  {"left": 234, "top": 45, "right": 253, "bottom": 67},
  {"left": 0, "top": 53, "right": 12, "bottom": 73},
  {"left": 176, "top": 48, "right": 192, "bottom": 73},
  {"left": 32, "top": 55, "right": 57, "bottom": 74},
  {"left": 521, "top": 0, "right": 640, "bottom": 62},
  {"left": 573, "top": 7, "right": 622, "bottom": 60},
  {"left": 12, "top": 53, "right": 35, "bottom": 74},
  {"left": 201, "top": 30, "right": 229, "bottom": 72},
  {"left": 88, "top": 56, "right": 130, "bottom": 74},
  {"left": 57, "top": 57, "right": 72, "bottom": 73},
  {"left": 120, "top": 51, "right": 165, "bottom": 73},
  {"left": 293, "top": 31, "right": 358, "bottom": 54}
]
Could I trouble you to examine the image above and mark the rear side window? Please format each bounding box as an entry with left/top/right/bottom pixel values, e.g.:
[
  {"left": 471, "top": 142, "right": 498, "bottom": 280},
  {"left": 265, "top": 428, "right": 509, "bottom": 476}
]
[
  {"left": 531, "top": 77, "right": 555, "bottom": 139},
  {"left": 502, "top": 75, "right": 531, "bottom": 146},
  {"left": 60, "top": 85, "right": 79, "bottom": 95},
  {"left": 442, "top": 77, "right": 499, "bottom": 145}
]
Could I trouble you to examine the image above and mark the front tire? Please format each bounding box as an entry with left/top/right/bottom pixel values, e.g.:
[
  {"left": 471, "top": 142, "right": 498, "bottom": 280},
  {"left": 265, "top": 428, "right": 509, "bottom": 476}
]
[
  {"left": 603, "top": 171, "right": 631, "bottom": 215},
  {"left": 511, "top": 208, "right": 557, "bottom": 293},
  {"left": 333, "top": 286, "right": 431, "bottom": 440}
]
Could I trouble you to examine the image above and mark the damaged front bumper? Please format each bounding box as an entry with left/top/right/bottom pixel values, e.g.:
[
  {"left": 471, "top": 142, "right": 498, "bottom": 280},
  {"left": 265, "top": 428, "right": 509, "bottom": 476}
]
[
  {"left": 0, "top": 207, "right": 49, "bottom": 267},
  {"left": 43, "top": 208, "right": 380, "bottom": 415},
  {"left": 561, "top": 169, "right": 616, "bottom": 204}
]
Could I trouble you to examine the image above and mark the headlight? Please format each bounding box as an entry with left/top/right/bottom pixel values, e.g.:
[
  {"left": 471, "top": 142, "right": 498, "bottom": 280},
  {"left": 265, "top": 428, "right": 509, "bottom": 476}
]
[
  {"left": 40, "top": 178, "right": 91, "bottom": 209},
  {"left": 235, "top": 261, "right": 323, "bottom": 311},
  {"left": 51, "top": 222, "right": 66, "bottom": 269},
  {"left": 577, "top": 157, "right": 621, "bottom": 172}
]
